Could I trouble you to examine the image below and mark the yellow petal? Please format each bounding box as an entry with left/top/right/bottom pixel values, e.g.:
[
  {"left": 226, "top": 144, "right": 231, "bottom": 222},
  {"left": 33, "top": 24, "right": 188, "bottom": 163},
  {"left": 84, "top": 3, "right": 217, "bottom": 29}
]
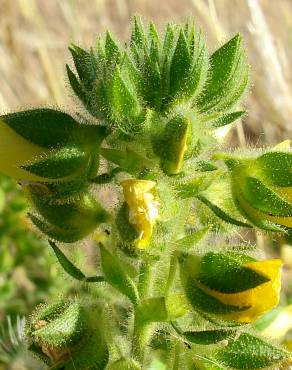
[
  {"left": 263, "top": 305, "right": 292, "bottom": 339},
  {"left": 239, "top": 196, "right": 292, "bottom": 228},
  {"left": 0, "top": 119, "right": 50, "bottom": 181},
  {"left": 121, "top": 179, "right": 159, "bottom": 249},
  {"left": 273, "top": 140, "right": 291, "bottom": 150},
  {"left": 200, "top": 259, "right": 282, "bottom": 323}
]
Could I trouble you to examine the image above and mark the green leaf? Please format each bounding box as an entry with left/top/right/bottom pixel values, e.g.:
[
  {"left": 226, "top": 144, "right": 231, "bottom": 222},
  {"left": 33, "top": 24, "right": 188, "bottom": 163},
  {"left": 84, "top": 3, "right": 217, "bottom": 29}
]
[
  {"left": 212, "top": 111, "right": 245, "bottom": 128},
  {"left": 1, "top": 109, "right": 79, "bottom": 148},
  {"left": 174, "top": 227, "right": 209, "bottom": 251},
  {"left": 197, "top": 252, "right": 269, "bottom": 293},
  {"left": 22, "top": 147, "right": 88, "bottom": 179},
  {"left": 136, "top": 297, "right": 168, "bottom": 324},
  {"left": 197, "top": 195, "right": 251, "bottom": 227},
  {"left": 49, "top": 240, "right": 85, "bottom": 280},
  {"left": 184, "top": 329, "right": 234, "bottom": 345},
  {"left": 99, "top": 244, "right": 139, "bottom": 303},
  {"left": 197, "top": 34, "right": 249, "bottom": 113},
  {"left": 256, "top": 151, "right": 292, "bottom": 187},
  {"left": 49, "top": 240, "right": 105, "bottom": 283},
  {"left": 215, "top": 333, "right": 289, "bottom": 369}
]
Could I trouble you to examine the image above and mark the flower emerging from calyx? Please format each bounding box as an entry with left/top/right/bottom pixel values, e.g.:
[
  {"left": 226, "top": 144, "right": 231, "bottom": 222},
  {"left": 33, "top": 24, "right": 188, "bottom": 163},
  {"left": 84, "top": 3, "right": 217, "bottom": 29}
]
[
  {"left": 179, "top": 251, "right": 282, "bottom": 323},
  {"left": 121, "top": 179, "right": 159, "bottom": 249},
  {"left": 216, "top": 143, "right": 292, "bottom": 232},
  {"left": 0, "top": 108, "right": 107, "bottom": 183}
]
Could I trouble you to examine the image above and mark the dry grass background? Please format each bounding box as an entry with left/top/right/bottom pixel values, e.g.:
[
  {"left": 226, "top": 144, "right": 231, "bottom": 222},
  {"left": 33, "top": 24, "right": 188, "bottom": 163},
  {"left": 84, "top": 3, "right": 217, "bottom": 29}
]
[{"left": 1, "top": 0, "right": 292, "bottom": 146}]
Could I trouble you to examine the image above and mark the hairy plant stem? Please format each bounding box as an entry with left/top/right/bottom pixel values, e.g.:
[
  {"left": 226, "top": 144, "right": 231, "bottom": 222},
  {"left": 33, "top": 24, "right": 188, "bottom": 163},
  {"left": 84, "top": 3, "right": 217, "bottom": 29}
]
[
  {"left": 165, "top": 251, "right": 178, "bottom": 297},
  {"left": 131, "top": 260, "right": 153, "bottom": 365}
]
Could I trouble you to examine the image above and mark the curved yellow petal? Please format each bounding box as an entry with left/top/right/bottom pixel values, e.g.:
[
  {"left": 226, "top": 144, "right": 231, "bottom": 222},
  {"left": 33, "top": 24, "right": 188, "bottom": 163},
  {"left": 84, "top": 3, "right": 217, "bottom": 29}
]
[
  {"left": 121, "top": 179, "right": 159, "bottom": 249},
  {"left": 200, "top": 259, "right": 282, "bottom": 323},
  {"left": 0, "top": 119, "right": 50, "bottom": 181},
  {"left": 273, "top": 140, "right": 291, "bottom": 150},
  {"left": 239, "top": 196, "right": 292, "bottom": 229}
]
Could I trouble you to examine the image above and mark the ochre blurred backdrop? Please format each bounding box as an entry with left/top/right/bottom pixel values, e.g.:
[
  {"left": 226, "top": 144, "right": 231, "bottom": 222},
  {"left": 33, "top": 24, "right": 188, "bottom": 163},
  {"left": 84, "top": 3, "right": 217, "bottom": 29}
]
[{"left": 1, "top": 0, "right": 292, "bottom": 146}]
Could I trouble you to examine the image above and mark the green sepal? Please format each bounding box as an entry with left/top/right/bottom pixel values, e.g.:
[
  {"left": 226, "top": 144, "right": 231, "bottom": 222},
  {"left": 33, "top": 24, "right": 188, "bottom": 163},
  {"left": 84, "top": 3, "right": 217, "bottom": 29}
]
[
  {"left": 196, "top": 34, "right": 249, "bottom": 113},
  {"left": 197, "top": 252, "right": 269, "bottom": 294},
  {"left": 99, "top": 244, "right": 139, "bottom": 304},
  {"left": 197, "top": 194, "right": 252, "bottom": 228},
  {"left": 116, "top": 202, "right": 139, "bottom": 241},
  {"left": 49, "top": 240, "right": 105, "bottom": 283},
  {"left": 175, "top": 174, "right": 215, "bottom": 199},
  {"left": 64, "top": 316, "right": 109, "bottom": 370},
  {"left": 32, "top": 302, "right": 88, "bottom": 348},
  {"left": 169, "top": 30, "right": 191, "bottom": 98},
  {"left": 109, "top": 65, "right": 142, "bottom": 129},
  {"left": 105, "top": 31, "right": 121, "bottom": 66},
  {"left": 179, "top": 254, "right": 249, "bottom": 315},
  {"left": 183, "top": 329, "right": 234, "bottom": 345},
  {"left": 242, "top": 176, "right": 292, "bottom": 216},
  {"left": 196, "top": 161, "right": 218, "bottom": 172},
  {"left": 29, "top": 214, "right": 96, "bottom": 243},
  {"left": 256, "top": 151, "right": 292, "bottom": 187},
  {"left": 107, "top": 358, "right": 141, "bottom": 370},
  {"left": 131, "top": 16, "right": 147, "bottom": 49},
  {"left": 211, "top": 111, "right": 245, "bottom": 128},
  {"left": 69, "top": 44, "right": 97, "bottom": 90},
  {"left": 66, "top": 64, "right": 88, "bottom": 104},
  {"left": 29, "top": 190, "right": 110, "bottom": 233},
  {"left": 1, "top": 109, "right": 79, "bottom": 148},
  {"left": 22, "top": 147, "right": 88, "bottom": 180},
  {"left": 215, "top": 333, "right": 289, "bottom": 369}
]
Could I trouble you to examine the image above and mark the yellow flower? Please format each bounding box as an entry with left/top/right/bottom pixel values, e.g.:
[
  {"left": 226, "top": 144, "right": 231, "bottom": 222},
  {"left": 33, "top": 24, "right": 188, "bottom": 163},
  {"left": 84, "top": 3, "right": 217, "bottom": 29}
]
[
  {"left": 216, "top": 142, "right": 292, "bottom": 231},
  {"left": 0, "top": 118, "right": 51, "bottom": 181},
  {"left": 121, "top": 179, "right": 159, "bottom": 249},
  {"left": 180, "top": 252, "right": 282, "bottom": 324},
  {"left": 202, "top": 259, "right": 282, "bottom": 323}
]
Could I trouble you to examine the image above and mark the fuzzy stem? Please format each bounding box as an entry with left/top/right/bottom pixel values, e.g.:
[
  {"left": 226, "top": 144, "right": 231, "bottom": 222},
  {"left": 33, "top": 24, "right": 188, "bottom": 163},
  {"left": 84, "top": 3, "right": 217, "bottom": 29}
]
[
  {"left": 131, "top": 260, "right": 153, "bottom": 364},
  {"left": 172, "top": 342, "right": 181, "bottom": 370},
  {"left": 137, "top": 260, "right": 152, "bottom": 300},
  {"left": 165, "top": 252, "right": 178, "bottom": 297}
]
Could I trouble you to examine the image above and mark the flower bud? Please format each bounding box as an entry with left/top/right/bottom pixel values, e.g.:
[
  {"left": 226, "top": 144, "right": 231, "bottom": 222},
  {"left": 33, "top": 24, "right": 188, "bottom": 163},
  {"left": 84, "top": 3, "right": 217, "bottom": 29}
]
[
  {"left": 27, "top": 185, "right": 110, "bottom": 243},
  {"left": 27, "top": 300, "right": 109, "bottom": 369},
  {"left": 152, "top": 114, "right": 190, "bottom": 175},
  {"left": 219, "top": 148, "right": 292, "bottom": 231},
  {"left": 120, "top": 179, "right": 159, "bottom": 249},
  {"left": 179, "top": 252, "right": 282, "bottom": 323},
  {"left": 0, "top": 109, "right": 107, "bottom": 183}
]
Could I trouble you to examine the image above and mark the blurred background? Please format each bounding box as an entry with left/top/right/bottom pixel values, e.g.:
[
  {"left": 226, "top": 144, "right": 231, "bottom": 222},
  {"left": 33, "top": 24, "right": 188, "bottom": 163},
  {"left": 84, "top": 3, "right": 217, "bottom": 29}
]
[{"left": 0, "top": 0, "right": 292, "bottom": 369}]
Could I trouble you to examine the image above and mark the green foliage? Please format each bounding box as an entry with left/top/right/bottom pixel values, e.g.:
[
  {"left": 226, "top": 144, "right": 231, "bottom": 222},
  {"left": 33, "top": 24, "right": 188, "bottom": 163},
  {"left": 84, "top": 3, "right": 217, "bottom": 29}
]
[
  {"left": 215, "top": 333, "right": 289, "bottom": 369},
  {"left": 1, "top": 16, "right": 291, "bottom": 370}
]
